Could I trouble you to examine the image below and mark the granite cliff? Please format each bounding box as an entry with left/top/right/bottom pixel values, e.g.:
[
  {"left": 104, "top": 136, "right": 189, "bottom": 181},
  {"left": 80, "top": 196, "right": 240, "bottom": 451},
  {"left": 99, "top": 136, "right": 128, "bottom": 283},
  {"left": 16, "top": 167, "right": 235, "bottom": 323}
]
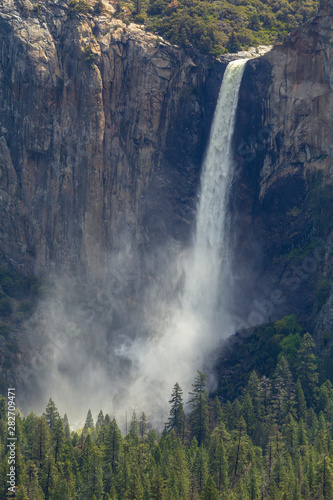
[
  {"left": 0, "top": 0, "right": 226, "bottom": 278},
  {"left": 2, "top": 0, "right": 333, "bottom": 398},
  {"left": 231, "top": 0, "right": 333, "bottom": 348}
]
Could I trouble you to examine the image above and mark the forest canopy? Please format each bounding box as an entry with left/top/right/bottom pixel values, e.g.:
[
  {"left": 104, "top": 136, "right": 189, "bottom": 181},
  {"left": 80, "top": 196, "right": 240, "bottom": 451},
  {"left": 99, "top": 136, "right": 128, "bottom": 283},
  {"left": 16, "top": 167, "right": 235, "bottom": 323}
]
[
  {"left": 113, "top": 0, "right": 319, "bottom": 55},
  {"left": 2, "top": 320, "right": 333, "bottom": 499}
]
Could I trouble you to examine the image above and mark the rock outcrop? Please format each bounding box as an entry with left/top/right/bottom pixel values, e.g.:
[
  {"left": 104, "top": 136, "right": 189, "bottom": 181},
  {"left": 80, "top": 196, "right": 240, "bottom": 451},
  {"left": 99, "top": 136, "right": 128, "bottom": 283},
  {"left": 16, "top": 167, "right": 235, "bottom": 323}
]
[
  {"left": 231, "top": 0, "right": 333, "bottom": 342},
  {"left": 0, "top": 0, "right": 225, "bottom": 278}
]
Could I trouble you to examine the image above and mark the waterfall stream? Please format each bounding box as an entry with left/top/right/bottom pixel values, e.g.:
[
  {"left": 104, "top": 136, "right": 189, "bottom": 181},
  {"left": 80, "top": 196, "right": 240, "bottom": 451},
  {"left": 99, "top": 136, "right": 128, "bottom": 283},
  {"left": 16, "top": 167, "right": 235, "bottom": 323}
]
[
  {"left": 185, "top": 58, "right": 248, "bottom": 322},
  {"left": 125, "top": 59, "right": 249, "bottom": 417}
]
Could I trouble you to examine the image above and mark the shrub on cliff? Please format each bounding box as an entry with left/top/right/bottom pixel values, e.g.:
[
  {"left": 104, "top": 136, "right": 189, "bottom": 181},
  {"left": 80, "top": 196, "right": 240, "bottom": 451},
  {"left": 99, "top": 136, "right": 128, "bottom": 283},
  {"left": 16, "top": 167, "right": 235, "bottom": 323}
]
[
  {"left": 137, "top": 0, "right": 319, "bottom": 55},
  {"left": 67, "top": 0, "right": 92, "bottom": 16}
]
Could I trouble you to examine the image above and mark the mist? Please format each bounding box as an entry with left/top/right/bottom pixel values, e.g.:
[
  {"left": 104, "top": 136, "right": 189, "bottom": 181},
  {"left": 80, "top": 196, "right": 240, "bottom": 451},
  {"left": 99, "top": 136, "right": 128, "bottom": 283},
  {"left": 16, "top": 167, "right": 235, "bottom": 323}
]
[{"left": 20, "top": 60, "right": 247, "bottom": 430}]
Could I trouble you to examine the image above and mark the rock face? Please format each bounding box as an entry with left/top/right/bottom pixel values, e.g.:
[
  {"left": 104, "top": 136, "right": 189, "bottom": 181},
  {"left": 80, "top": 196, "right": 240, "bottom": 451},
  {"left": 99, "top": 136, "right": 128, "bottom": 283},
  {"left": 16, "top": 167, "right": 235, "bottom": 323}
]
[
  {"left": 0, "top": 0, "right": 226, "bottom": 278},
  {"left": 231, "top": 0, "right": 333, "bottom": 342},
  {"left": 3, "top": 0, "right": 333, "bottom": 397}
]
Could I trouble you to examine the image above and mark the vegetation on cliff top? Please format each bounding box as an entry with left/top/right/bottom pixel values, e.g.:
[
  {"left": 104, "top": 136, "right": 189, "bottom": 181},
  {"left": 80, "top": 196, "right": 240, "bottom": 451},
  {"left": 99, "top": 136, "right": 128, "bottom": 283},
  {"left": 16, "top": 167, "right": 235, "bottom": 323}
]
[
  {"left": 60, "top": 0, "right": 319, "bottom": 56},
  {"left": 114, "top": 0, "right": 319, "bottom": 55}
]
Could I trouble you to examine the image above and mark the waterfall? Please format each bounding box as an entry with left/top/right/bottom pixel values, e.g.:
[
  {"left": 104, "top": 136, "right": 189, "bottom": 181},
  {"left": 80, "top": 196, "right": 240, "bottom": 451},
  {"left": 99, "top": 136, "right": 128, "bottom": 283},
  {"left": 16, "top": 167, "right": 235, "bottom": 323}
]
[
  {"left": 185, "top": 58, "right": 248, "bottom": 321},
  {"left": 115, "top": 59, "right": 248, "bottom": 422}
]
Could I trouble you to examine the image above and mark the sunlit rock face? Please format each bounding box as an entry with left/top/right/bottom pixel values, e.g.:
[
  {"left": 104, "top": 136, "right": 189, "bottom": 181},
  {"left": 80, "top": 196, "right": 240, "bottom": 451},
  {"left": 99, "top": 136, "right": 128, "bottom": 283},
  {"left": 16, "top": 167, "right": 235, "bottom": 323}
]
[
  {"left": 0, "top": 0, "right": 227, "bottom": 278},
  {"left": 231, "top": 0, "right": 333, "bottom": 339}
]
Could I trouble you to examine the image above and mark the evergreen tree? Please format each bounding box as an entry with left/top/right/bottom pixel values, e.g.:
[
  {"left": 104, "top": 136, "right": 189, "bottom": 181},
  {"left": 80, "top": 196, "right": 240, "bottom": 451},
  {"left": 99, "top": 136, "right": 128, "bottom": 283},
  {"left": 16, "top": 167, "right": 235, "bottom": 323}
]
[
  {"left": 150, "top": 467, "right": 166, "bottom": 499},
  {"left": 96, "top": 410, "right": 104, "bottom": 429},
  {"left": 25, "top": 461, "right": 45, "bottom": 500},
  {"left": 32, "top": 415, "right": 51, "bottom": 466},
  {"left": 44, "top": 398, "right": 60, "bottom": 433},
  {"left": 139, "top": 412, "right": 147, "bottom": 440},
  {"left": 209, "top": 423, "right": 229, "bottom": 492},
  {"left": 241, "top": 392, "right": 256, "bottom": 436},
  {"left": 129, "top": 410, "right": 139, "bottom": 440},
  {"left": 53, "top": 418, "right": 65, "bottom": 463},
  {"left": 63, "top": 413, "right": 71, "bottom": 440},
  {"left": 246, "top": 371, "right": 264, "bottom": 420},
  {"left": 84, "top": 409, "right": 95, "bottom": 432},
  {"left": 166, "top": 383, "right": 186, "bottom": 441},
  {"left": 230, "top": 417, "right": 249, "bottom": 479},
  {"left": 126, "top": 468, "right": 144, "bottom": 499},
  {"left": 201, "top": 475, "right": 219, "bottom": 499},
  {"left": 192, "top": 445, "right": 209, "bottom": 491},
  {"left": 210, "top": 396, "right": 223, "bottom": 430},
  {"left": 189, "top": 371, "right": 209, "bottom": 447},
  {"left": 16, "top": 485, "right": 29, "bottom": 500},
  {"left": 315, "top": 455, "right": 333, "bottom": 500},
  {"left": 296, "top": 333, "right": 319, "bottom": 406},
  {"left": 272, "top": 356, "right": 295, "bottom": 424},
  {"left": 295, "top": 378, "right": 307, "bottom": 420},
  {"left": 80, "top": 435, "right": 104, "bottom": 499},
  {"left": 247, "top": 465, "right": 261, "bottom": 500},
  {"left": 104, "top": 418, "right": 123, "bottom": 474},
  {"left": 283, "top": 413, "right": 298, "bottom": 460}
]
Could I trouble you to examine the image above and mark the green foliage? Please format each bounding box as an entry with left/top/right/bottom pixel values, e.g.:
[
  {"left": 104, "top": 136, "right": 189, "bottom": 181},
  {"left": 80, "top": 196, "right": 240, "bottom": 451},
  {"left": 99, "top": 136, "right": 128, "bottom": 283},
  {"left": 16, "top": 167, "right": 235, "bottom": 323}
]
[
  {"left": 83, "top": 45, "right": 96, "bottom": 68},
  {"left": 2, "top": 332, "right": 333, "bottom": 498},
  {"left": 116, "top": 0, "right": 320, "bottom": 55},
  {"left": 166, "top": 382, "right": 186, "bottom": 441},
  {"left": 67, "top": 0, "right": 93, "bottom": 16},
  {"left": 217, "top": 315, "right": 303, "bottom": 400},
  {"left": 189, "top": 371, "right": 210, "bottom": 446}
]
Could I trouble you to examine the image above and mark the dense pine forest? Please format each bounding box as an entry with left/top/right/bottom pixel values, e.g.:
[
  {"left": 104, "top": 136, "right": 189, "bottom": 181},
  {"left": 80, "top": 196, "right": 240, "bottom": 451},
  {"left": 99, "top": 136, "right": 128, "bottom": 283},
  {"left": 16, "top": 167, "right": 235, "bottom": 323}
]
[{"left": 2, "top": 317, "right": 333, "bottom": 499}]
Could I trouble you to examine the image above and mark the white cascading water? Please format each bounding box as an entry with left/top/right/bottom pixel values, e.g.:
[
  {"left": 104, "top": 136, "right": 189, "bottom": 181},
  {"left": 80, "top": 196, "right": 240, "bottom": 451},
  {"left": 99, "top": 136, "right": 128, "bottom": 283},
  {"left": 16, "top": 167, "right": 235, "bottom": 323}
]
[
  {"left": 185, "top": 58, "right": 248, "bottom": 319},
  {"left": 122, "top": 59, "right": 249, "bottom": 419}
]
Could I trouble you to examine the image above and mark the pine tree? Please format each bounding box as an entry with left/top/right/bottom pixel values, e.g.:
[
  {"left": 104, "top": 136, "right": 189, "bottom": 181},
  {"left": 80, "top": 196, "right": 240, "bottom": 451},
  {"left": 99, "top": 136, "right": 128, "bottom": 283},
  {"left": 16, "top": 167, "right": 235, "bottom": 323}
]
[
  {"left": 25, "top": 461, "right": 45, "bottom": 500},
  {"left": 298, "top": 418, "right": 309, "bottom": 458},
  {"left": 44, "top": 398, "right": 60, "bottom": 432},
  {"left": 209, "top": 423, "right": 229, "bottom": 492},
  {"left": 53, "top": 418, "right": 65, "bottom": 463},
  {"left": 296, "top": 333, "right": 319, "bottom": 406},
  {"left": 139, "top": 412, "right": 147, "bottom": 440},
  {"left": 129, "top": 410, "right": 139, "bottom": 440},
  {"left": 96, "top": 410, "right": 104, "bottom": 429},
  {"left": 201, "top": 475, "right": 219, "bottom": 499},
  {"left": 272, "top": 356, "right": 295, "bottom": 424},
  {"left": 166, "top": 444, "right": 190, "bottom": 499},
  {"left": 241, "top": 392, "right": 256, "bottom": 436},
  {"left": 246, "top": 371, "right": 264, "bottom": 420},
  {"left": 126, "top": 468, "right": 143, "bottom": 499},
  {"left": 84, "top": 409, "right": 95, "bottom": 432},
  {"left": 260, "top": 375, "right": 272, "bottom": 420},
  {"left": 189, "top": 371, "right": 209, "bottom": 447},
  {"left": 210, "top": 396, "right": 223, "bottom": 429},
  {"left": 166, "top": 383, "right": 186, "bottom": 441},
  {"left": 16, "top": 485, "right": 29, "bottom": 500},
  {"left": 315, "top": 455, "right": 333, "bottom": 500},
  {"left": 32, "top": 415, "right": 51, "bottom": 466},
  {"left": 80, "top": 435, "right": 104, "bottom": 499},
  {"left": 247, "top": 465, "right": 261, "bottom": 500},
  {"left": 283, "top": 413, "right": 298, "bottom": 460},
  {"left": 230, "top": 417, "right": 248, "bottom": 479},
  {"left": 192, "top": 445, "right": 209, "bottom": 491},
  {"left": 104, "top": 418, "right": 123, "bottom": 474},
  {"left": 40, "top": 457, "right": 58, "bottom": 499},
  {"left": 63, "top": 413, "right": 71, "bottom": 439},
  {"left": 295, "top": 379, "right": 307, "bottom": 420},
  {"left": 150, "top": 467, "right": 166, "bottom": 499}
]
